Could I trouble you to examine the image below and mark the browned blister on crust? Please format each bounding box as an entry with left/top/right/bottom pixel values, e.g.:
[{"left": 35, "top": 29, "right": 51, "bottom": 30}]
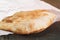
[{"left": 0, "top": 10, "right": 56, "bottom": 34}]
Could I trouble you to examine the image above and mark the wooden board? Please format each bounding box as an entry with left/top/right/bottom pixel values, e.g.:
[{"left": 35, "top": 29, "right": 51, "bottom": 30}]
[{"left": 42, "top": 0, "right": 60, "bottom": 9}]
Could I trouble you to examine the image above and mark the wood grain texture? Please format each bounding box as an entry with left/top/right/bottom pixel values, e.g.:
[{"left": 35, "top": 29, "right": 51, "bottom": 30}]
[
  {"left": 0, "top": 0, "right": 60, "bottom": 40},
  {"left": 42, "top": 0, "right": 60, "bottom": 9}
]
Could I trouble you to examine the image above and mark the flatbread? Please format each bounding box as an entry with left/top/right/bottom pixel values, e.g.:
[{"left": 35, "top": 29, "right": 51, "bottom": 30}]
[{"left": 0, "top": 10, "right": 56, "bottom": 34}]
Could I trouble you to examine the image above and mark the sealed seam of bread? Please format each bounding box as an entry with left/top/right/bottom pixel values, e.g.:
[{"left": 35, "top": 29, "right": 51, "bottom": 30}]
[{"left": 0, "top": 10, "right": 56, "bottom": 34}]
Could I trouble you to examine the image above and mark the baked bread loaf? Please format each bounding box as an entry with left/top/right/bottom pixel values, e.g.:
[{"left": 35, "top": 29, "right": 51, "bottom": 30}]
[{"left": 0, "top": 10, "right": 56, "bottom": 34}]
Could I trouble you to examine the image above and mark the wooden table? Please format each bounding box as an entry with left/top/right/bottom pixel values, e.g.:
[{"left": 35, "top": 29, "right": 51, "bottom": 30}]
[
  {"left": 42, "top": 0, "right": 60, "bottom": 9},
  {"left": 0, "top": 0, "right": 60, "bottom": 40}
]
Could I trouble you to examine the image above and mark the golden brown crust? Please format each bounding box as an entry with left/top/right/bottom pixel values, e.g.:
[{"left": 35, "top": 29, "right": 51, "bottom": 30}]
[
  {"left": 0, "top": 10, "right": 56, "bottom": 34},
  {"left": 2, "top": 10, "right": 48, "bottom": 22}
]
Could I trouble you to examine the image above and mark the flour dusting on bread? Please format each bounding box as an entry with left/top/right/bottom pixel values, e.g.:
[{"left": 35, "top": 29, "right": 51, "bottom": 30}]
[{"left": 0, "top": 10, "right": 56, "bottom": 34}]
